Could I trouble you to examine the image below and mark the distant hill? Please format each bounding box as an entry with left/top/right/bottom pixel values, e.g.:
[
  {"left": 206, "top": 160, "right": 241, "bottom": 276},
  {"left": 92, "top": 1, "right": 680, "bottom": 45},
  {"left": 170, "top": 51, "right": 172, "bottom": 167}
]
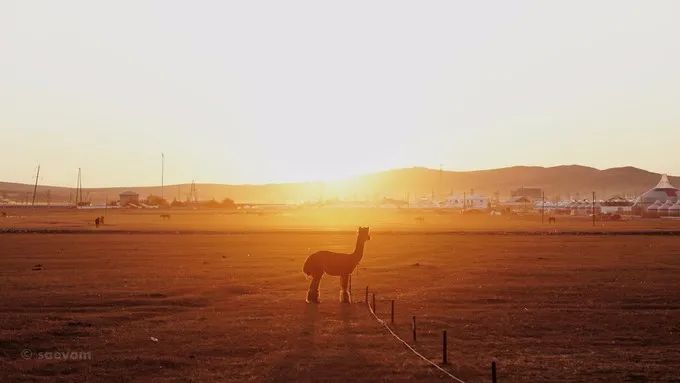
[
  {"left": 1, "top": 165, "right": 677, "bottom": 204},
  {"left": 351, "top": 165, "right": 677, "bottom": 201}
]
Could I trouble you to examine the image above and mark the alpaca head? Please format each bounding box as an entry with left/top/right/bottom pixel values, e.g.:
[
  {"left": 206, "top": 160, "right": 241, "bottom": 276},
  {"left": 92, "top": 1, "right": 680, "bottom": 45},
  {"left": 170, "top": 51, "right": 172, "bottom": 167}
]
[{"left": 358, "top": 226, "right": 370, "bottom": 241}]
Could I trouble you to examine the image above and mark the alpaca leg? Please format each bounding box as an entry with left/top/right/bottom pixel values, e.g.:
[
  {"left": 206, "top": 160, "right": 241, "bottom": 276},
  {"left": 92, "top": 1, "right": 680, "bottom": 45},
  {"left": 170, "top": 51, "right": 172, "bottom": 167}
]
[
  {"left": 306, "top": 273, "right": 322, "bottom": 303},
  {"left": 340, "top": 274, "right": 351, "bottom": 303}
]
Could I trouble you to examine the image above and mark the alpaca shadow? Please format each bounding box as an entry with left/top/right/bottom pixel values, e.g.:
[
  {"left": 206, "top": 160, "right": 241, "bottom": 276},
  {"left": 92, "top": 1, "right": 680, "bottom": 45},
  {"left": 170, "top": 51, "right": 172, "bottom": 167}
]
[
  {"left": 265, "top": 304, "right": 319, "bottom": 382},
  {"left": 265, "top": 304, "right": 369, "bottom": 382},
  {"left": 313, "top": 304, "right": 371, "bottom": 381}
]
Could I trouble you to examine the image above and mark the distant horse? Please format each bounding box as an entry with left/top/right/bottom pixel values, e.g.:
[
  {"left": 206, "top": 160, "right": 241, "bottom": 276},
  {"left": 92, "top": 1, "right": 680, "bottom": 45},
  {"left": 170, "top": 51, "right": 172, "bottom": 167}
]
[
  {"left": 160, "top": 214, "right": 171, "bottom": 220},
  {"left": 302, "top": 227, "right": 370, "bottom": 304}
]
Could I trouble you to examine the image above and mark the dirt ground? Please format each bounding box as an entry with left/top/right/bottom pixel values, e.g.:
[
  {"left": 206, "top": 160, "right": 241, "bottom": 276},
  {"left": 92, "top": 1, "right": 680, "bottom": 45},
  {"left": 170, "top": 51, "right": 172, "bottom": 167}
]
[{"left": 1, "top": 208, "right": 679, "bottom": 382}]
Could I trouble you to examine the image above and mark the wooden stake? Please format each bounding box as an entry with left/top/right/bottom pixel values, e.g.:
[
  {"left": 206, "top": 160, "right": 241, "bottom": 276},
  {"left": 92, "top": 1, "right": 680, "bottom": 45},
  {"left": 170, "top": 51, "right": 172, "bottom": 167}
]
[
  {"left": 390, "top": 300, "right": 394, "bottom": 324},
  {"left": 412, "top": 316, "right": 417, "bottom": 342},
  {"left": 442, "top": 330, "right": 448, "bottom": 364}
]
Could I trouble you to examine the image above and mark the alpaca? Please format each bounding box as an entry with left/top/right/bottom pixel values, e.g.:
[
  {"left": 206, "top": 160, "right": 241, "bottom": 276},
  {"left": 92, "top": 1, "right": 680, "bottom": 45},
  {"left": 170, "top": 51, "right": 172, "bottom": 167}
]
[{"left": 302, "top": 227, "right": 370, "bottom": 304}]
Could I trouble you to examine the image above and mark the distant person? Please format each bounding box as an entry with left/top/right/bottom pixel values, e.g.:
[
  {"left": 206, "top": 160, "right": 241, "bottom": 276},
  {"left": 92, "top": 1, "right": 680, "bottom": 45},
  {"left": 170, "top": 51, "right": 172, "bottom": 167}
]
[{"left": 95, "top": 217, "right": 100, "bottom": 228}]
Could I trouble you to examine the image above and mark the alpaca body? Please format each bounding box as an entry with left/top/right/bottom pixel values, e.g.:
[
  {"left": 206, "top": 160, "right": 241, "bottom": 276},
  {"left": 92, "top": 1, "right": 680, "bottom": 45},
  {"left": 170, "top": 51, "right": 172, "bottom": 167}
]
[
  {"left": 303, "top": 251, "right": 359, "bottom": 277},
  {"left": 302, "top": 227, "right": 370, "bottom": 303}
]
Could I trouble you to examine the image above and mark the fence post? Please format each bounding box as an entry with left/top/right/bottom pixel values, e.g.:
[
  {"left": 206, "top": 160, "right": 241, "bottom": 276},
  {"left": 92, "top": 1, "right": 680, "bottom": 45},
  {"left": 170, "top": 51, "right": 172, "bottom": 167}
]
[
  {"left": 390, "top": 300, "right": 394, "bottom": 324},
  {"left": 442, "top": 330, "right": 448, "bottom": 364},
  {"left": 412, "top": 316, "right": 417, "bottom": 343},
  {"left": 372, "top": 293, "right": 376, "bottom": 312},
  {"left": 491, "top": 361, "right": 497, "bottom": 383}
]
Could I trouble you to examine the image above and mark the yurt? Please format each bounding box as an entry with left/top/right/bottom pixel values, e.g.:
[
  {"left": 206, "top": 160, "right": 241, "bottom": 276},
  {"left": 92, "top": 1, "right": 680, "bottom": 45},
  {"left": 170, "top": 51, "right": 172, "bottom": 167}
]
[
  {"left": 646, "top": 200, "right": 662, "bottom": 218},
  {"left": 567, "top": 201, "right": 578, "bottom": 215},
  {"left": 669, "top": 201, "right": 680, "bottom": 217},
  {"left": 659, "top": 200, "right": 674, "bottom": 217},
  {"left": 637, "top": 175, "right": 679, "bottom": 206}
]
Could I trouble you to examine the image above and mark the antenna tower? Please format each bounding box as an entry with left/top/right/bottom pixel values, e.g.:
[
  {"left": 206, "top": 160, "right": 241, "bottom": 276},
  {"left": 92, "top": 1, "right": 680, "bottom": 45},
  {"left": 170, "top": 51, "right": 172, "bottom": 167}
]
[
  {"left": 190, "top": 180, "right": 197, "bottom": 203},
  {"left": 31, "top": 164, "right": 40, "bottom": 206},
  {"left": 161, "top": 153, "right": 165, "bottom": 201}
]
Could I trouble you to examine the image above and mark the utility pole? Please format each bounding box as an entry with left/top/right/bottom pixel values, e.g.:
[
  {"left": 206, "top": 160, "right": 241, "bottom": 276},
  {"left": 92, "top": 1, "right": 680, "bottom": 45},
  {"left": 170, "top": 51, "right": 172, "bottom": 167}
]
[
  {"left": 161, "top": 153, "right": 165, "bottom": 201},
  {"left": 190, "top": 180, "right": 197, "bottom": 203},
  {"left": 541, "top": 191, "right": 545, "bottom": 224},
  {"left": 76, "top": 168, "right": 82, "bottom": 206},
  {"left": 439, "top": 164, "right": 442, "bottom": 197},
  {"left": 31, "top": 164, "right": 40, "bottom": 206},
  {"left": 76, "top": 169, "right": 79, "bottom": 206},
  {"left": 592, "top": 191, "right": 596, "bottom": 226}
]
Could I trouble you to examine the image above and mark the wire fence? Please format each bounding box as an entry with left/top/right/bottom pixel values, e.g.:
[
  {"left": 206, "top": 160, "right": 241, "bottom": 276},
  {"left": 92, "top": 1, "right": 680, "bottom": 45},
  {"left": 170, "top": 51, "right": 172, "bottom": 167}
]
[{"left": 365, "top": 290, "right": 468, "bottom": 383}]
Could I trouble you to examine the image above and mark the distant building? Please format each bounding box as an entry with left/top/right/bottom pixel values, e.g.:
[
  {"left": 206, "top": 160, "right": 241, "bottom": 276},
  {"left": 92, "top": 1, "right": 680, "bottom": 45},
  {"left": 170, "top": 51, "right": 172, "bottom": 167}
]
[
  {"left": 511, "top": 187, "right": 543, "bottom": 200},
  {"left": 441, "top": 194, "right": 490, "bottom": 210},
  {"left": 500, "top": 196, "right": 534, "bottom": 211},
  {"left": 633, "top": 174, "right": 680, "bottom": 217},
  {"left": 600, "top": 196, "right": 634, "bottom": 215},
  {"left": 119, "top": 191, "right": 139, "bottom": 206}
]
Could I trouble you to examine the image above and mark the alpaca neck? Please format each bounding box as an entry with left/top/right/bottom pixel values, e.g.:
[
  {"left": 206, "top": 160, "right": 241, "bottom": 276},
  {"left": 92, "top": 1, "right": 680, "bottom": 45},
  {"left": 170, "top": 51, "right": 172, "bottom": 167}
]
[{"left": 352, "top": 237, "right": 366, "bottom": 264}]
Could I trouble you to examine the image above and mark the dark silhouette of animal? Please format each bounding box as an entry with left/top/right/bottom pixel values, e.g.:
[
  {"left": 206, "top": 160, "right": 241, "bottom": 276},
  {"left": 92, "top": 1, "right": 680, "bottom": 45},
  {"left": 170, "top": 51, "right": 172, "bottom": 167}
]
[
  {"left": 160, "top": 214, "right": 171, "bottom": 220},
  {"left": 302, "top": 227, "right": 370, "bottom": 304},
  {"left": 548, "top": 216, "right": 556, "bottom": 224}
]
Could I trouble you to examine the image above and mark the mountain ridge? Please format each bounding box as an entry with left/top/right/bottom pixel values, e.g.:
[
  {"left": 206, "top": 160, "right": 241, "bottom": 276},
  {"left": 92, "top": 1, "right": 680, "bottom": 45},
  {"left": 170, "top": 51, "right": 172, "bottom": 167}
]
[{"left": 1, "top": 165, "right": 677, "bottom": 204}]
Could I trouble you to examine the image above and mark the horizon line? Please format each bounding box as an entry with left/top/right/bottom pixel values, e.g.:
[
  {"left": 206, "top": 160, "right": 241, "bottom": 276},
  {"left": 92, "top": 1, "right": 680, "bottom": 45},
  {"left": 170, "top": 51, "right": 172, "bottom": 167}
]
[{"left": 0, "top": 164, "right": 672, "bottom": 190}]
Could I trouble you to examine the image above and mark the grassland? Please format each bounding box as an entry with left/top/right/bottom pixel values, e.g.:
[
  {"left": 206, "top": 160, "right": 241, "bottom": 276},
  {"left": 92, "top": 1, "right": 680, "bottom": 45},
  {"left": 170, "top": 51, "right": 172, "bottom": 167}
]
[{"left": 1, "top": 208, "right": 679, "bottom": 382}]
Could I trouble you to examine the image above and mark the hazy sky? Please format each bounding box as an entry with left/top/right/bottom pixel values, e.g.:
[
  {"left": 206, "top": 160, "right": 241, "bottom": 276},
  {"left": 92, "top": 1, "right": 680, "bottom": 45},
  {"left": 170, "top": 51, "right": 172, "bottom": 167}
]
[{"left": 3, "top": 1, "right": 680, "bottom": 187}]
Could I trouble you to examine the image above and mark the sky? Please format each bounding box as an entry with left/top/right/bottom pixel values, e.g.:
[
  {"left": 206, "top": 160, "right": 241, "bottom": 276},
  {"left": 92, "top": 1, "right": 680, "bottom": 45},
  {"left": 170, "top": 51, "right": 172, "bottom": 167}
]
[{"left": 2, "top": 0, "right": 680, "bottom": 187}]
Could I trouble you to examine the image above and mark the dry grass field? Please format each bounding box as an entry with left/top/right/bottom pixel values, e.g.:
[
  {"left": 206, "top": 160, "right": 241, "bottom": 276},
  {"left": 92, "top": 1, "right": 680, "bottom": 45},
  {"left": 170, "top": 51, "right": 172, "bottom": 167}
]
[{"left": 1, "top": 208, "right": 679, "bottom": 382}]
